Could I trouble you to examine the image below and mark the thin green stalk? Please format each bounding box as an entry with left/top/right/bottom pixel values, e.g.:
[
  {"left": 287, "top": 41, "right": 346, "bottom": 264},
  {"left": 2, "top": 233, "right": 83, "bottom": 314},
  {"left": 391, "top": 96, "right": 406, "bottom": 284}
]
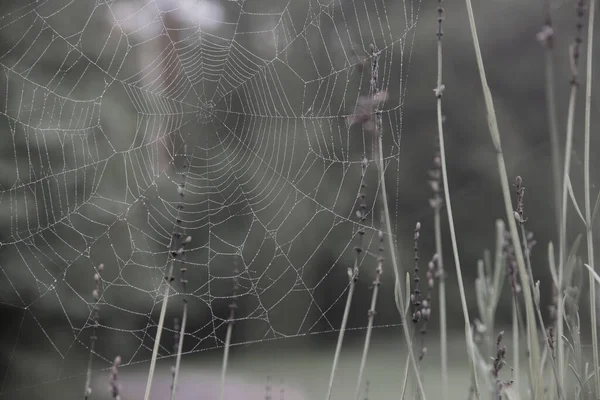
[
  {"left": 520, "top": 225, "right": 563, "bottom": 399},
  {"left": 584, "top": 263, "right": 600, "bottom": 286},
  {"left": 436, "top": 83, "right": 480, "bottom": 398},
  {"left": 369, "top": 47, "right": 426, "bottom": 398},
  {"left": 400, "top": 349, "right": 411, "bottom": 400},
  {"left": 170, "top": 235, "right": 191, "bottom": 400},
  {"left": 512, "top": 298, "right": 519, "bottom": 393},
  {"left": 83, "top": 333, "right": 97, "bottom": 400},
  {"left": 146, "top": 171, "right": 189, "bottom": 400},
  {"left": 540, "top": 0, "right": 562, "bottom": 245},
  {"left": 326, "top": 279, "right": 356, "bottom": 400},
  {"left": 84, "top": 266, "right": 103, "bottom": 400},
  {"left": 435, "top": 4, "right": 479, "bottom": 392},
  {"left": 144, "top": 258, "right": 176, "bottom": 400},
  {"left": 326, "top": 158, "right": 367, "bottom": 400},
  {"left": 170, "top": 301, "right": 188, "bottom": 400},
  {"left": 434, "top": 3, "right": 448, "bottom": 397},
  {"left": 558, "top": 1, "right": 586, "bottom": 389},
  {"left": 434, "top": 207, "right": 448, "bottom": 398},
  {"left": 399, "top": 272, "right": 412, "bottom": 399},
  {"left": 583, "top": 0, "right": 598, "bottom": 395},
  {"left": 378, "top": 134, "right": 426, "bottom": 399},
  {"left": 557, "top": 79, "right": 576, "bottom": 395},
  {"left": 353, "top": 250, "right": 382, "bottom": 400},
  {"left": 461, "top": 1, "right": 542, "bottom": 397},
  {"left": 219, "top": 309, "right": 235, "bottom": 400}
]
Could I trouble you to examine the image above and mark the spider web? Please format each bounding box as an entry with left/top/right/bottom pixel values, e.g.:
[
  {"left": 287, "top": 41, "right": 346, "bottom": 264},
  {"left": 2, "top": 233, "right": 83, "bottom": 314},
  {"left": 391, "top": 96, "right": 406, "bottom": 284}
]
[{"left": 0, "top": 0, "right": 420, "bottom": 395}]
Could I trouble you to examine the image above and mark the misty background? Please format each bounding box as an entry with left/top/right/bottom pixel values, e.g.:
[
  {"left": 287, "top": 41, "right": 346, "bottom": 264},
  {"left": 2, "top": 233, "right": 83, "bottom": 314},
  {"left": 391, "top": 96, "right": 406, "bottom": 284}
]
[{"left": 0, "top": 0, "right": 599, "bottom": 398}]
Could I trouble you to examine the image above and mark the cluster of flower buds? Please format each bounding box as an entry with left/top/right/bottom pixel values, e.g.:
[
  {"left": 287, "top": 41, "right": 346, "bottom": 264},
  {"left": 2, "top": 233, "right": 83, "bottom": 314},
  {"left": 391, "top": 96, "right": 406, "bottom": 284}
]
[
  {"left": 412, "top": 224, "right": 440, "bottom": 361},
  {"left": 503, "top": 227, "right": 536, "bottom": 297},
  {"left": 92, "top": 263, "right": 104, "bottom": 302},
  {"left": 492, "top": 331, "right": 513, "bottom": 395},
  {"left": 173, "top": 317, "right": 180, "bottom": 354},
  {"left": 355, "top": 156, "right": 368, "bottom": 224},
  {"left": 375, "top": 229, "right": 384, "bottom": 283},
  {"left": 410, "top": 222, "right": 436, "bottom": 325},
  {"left": 421, "top": 254, "right": 440, "bottom": 323},
  {"left": 170, "top": 177, "right": 193, "bottom": 288},
  {"left": 229, "top": 261, "right": 240, "bottom": 321},
  {"left": 567, "top": 0, "right": 586, "bottom": 81},
  {"left": 513, "top": 176, "right": 527, "bottom": 224},
  {"left": 428, "top": 142, "right": 443, "bottom": 211},
  {"left": 503, "top": 233, "right": 521, "bottom": 296},
  {"left": 411, "top": 222, "right": 422, "bottom": 323},
  {"left": 428, "top": 254, "right": 444, "bottom": 286},
  {"left": 85, "top": 263, "right": 105, "bottom": 398},
  {"left": 109, "top": 355, "right": 122, "bottom": 400},
  {"left": 492, "top": 331, "right": 507, "bottom": 378},
  {"left": 349, "top": 156, "right": 369, "bottom": 282},
  {"left": 170, "top": 230, "right": 192, "bottom": 257},
  {"left": 91, "top": 263, "right": 104, "bottom": 330}
]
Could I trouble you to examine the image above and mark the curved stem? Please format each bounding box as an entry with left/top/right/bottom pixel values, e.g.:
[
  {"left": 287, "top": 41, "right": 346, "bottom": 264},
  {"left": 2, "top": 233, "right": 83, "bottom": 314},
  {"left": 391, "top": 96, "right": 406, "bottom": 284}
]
[
  {"left": 354, "top": 267, "right": 381, "bottom": 400},
  {"left": 83, "top": 323, "right": 98, "bottom": 400},
  {"left": 219, "top": 310, "right": 235, "bottom": 400},
  {"left": 326, "top": 159, "right": 367, "bottom": 400},
  {"left": 541, "top": 0, "right": 562, "bottom": 245},
  {"left": 170, "top": 301, "right": 188, "bottom": 400},
  {"left": 583, "top": 0, "right": 598, "bottom": 395},
  {"left": 377, "top": 135, "right": 426, "bottom": 398},
  {"left": 461, "top": 0, "right": 542, "bottom": 396},
  {"left": 434, "top": 207, "right": 448, "bottom": 399},
  {"left": 144, "top": 258, "right": 176, "bottom": 400},
  {"left": 367, "top": 45, "right": 426, "bottom": 398},
  {"left": 436, "top": 85, "right": 480, "bottom": 399},
  {"left": 558, "top": 1, "right": 586, "bottom": 388},
  {"left": 326, "top": 280, "right": 356, "bottom": 400},
  {"left": 435, "top": 1, "right": 479, "bottom": 394}
]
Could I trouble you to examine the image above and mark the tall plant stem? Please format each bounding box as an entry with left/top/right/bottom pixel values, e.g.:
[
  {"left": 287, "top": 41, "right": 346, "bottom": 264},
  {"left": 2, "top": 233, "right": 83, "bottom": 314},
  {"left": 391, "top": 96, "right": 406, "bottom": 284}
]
[
  {"left": 583, "top": 0, "right": 598, "bottom": 395},
  {"left": 83, "top": 332, "right": 97, "bottom": 400},
  {"left": 435, "top": 63, "right": 480, "bottom": 400},
  {"left": 434, "top": 3, "right": 448, "bottom": 397},
  {"left": 377, "top": 133, "right": 426, "bottom": 399},
  {"left": 170, "top": 301, "right": 188, "bottom": 400},
  {"left": 354, "top": 252, "right": 382, "bottom": 400},
  {"left": 557, "top": 77, "right": 576, "bottom": 395},
  {"left": 541, "top": 0, "right": 562, "bottom": 244},
  {"left": 558, "top": 1, "right": 586, "bottom": 389},
  {"left": 512, "top": 298, "right": 519, "bottom": 393},
  {"left": 219, "top": 308, "right": 235, "bottom": 400},
  {"left": 435, "top": 0, "right": 479, "bottom": 394},
  {"left": 326, "top": 279, "right": 356, "bottom": 400},
  {"left": 519, "top": 223, "right": 564, "bottom": 399},
  {"left": 145, "top": 155, "right": 190, "bottom": 400},
  {"left": 434, "top": 207, "right": 448, "bottom": 398},
  {"left": 462, "top": 0, "right": 543, "bottom": 397},
  {"left": 326, "top": 157, "right": 367, "bottom": 400},
  {"left": 367, "top": 46, "right": 426, "bottom": 398},
  {"left": 144, "top": 258, "right": 176, "bottom": 400}
]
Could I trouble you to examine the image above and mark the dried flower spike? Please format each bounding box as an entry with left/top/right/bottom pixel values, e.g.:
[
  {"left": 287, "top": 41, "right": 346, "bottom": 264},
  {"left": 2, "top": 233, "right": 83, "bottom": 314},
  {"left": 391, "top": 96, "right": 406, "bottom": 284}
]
[
  {"left": 84, "top": 263, "right": 104, "bottom": 399},
  {"left": 109, "top": 356, "right": 122, "bottom": 400}
]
